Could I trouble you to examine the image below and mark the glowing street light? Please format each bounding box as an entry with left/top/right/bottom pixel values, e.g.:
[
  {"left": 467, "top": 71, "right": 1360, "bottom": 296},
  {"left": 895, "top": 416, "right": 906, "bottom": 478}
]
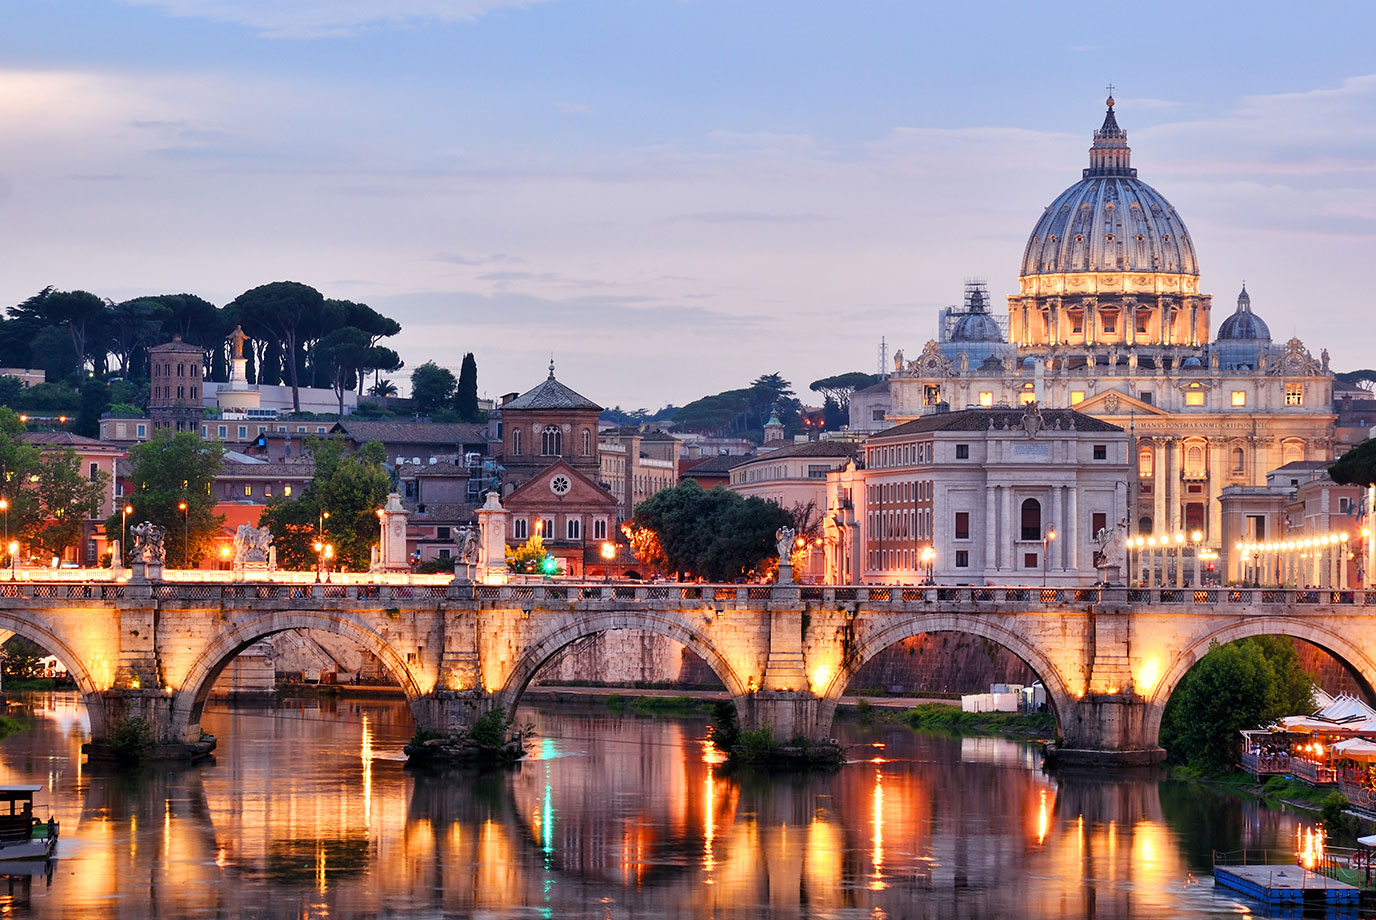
[
  {"left": 1042, "top": 525, "right": 1057, "bottom": 587},
  {"left": 599, "top": 539, "right": 616, "bottom": 580},
  {"left": 121, "top": 503, "right": 133, "bottom": 565},
  {"left": 7, "top": 541, "right": 15, "bottom": 581},
  {"left": 177, "top": 500, "right": 189, "bottom": 568},
  {"left": 919, "top": 545, "right": 935, "bottom": 584}
]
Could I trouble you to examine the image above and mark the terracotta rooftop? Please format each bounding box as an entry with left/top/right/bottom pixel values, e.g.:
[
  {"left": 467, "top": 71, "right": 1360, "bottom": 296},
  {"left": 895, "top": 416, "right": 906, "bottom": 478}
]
[{"left": 330, "top": 420, "right": 488, "bottom": 446}]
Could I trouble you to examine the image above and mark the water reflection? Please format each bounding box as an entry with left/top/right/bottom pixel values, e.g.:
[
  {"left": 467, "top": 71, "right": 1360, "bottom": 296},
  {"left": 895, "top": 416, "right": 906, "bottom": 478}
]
[{"left": 0, "top": 692, "right": 1337, "bottom": 917}]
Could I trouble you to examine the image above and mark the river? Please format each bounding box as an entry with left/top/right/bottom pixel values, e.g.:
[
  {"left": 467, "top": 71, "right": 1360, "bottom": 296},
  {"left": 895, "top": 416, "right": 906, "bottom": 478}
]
[{"left": 0, "top": 692, "right": 1333, "bottom": 918}]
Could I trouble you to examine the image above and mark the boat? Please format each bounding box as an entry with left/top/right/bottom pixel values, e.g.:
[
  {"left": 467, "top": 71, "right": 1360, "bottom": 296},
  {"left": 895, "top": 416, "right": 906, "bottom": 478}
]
[{"left": 0, "top": 787, "right": 58, "bottom": 861}]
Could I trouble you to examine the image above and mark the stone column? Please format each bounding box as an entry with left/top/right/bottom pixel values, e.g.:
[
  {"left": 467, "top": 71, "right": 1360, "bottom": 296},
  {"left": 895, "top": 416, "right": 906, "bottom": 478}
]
[
  {"left": 1051, "top": 486, "right": 1064, "bottom": 571},
  {"left": 476, "top": 491, "right": 509, "bottom": 584},
  {"left": 1206, "top": 438, "right": 1226, "bottom": 544},
  {"left": 1067, "top": 484, "right": 1079, "bottom": 573},
  {"left": 999, "top": 486, "right": 1010, "bottom": 574},
  {"left": 377, "top": 492, "right": 410, "bottom": 573},
  {"left": 1151, "top": 439, "right": 1165, "bottom": 536},
  {"left": 985, "top": 485, "right": 997, "bottom": 574}
]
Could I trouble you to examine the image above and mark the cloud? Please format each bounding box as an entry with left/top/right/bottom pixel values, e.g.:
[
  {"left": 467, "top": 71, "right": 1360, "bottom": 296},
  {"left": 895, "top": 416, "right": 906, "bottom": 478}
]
[
  {"left": 120, "top": 0, "right": 551, "bottom": 38},
  {"left": 431, "top": 252, "right": 525, "bottom": 266},
  {"left": 671, "top": 211, "right": 827, "bottom": 224}
]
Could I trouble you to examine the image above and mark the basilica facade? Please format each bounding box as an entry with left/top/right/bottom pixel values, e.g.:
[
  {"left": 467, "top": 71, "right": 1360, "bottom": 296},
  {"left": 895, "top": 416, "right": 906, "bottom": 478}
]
[{"left": 849, "top": 96, "right": 1336, "bottom": 560}]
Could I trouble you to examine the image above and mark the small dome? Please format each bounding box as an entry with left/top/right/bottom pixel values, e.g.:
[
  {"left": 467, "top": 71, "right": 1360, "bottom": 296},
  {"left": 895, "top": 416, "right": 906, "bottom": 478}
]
[
  {"left": 1216, "top": 283, "right": 1271, "bottom": 341},
  {"left": 950, "top": 311, "right": 1003, "bottom": 343}
]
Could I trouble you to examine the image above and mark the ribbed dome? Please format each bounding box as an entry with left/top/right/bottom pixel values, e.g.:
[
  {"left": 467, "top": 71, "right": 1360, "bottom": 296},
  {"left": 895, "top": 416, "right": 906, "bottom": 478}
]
[
  {"left": 1020, "top": 99, "right": 1199, "bottom": 278},
  {"left": 951, "top": 311, "right": 1002, "bottom": 343},
  {"left": 1216, "top": 283, "right": 1271, "bottom": 341}
]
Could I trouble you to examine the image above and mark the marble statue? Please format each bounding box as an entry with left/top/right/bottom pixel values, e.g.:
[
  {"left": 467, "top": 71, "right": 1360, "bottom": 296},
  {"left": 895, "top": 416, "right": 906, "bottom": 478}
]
[
  {"left": 130, "top": 522, "right": 166, "bottom": 564},
  {"left": 232, "top": 524, "right": 273, "bottom": 564}
]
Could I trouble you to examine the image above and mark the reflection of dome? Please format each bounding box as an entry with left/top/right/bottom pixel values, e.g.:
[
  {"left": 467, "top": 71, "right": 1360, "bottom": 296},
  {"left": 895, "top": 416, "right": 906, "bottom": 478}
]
[
  {"left": 1216, "top": 283, "right": 1271, "bottom": 340},
  {"left": 1020, "top": 98, "right": 1198, "bottom": 278},
  {"left": 1213, "top": 283, "right": 1273, "bottom": 370}
]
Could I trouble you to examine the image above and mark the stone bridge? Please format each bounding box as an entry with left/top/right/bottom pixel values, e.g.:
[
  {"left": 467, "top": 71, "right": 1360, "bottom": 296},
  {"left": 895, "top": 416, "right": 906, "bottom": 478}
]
[{"left": 1, "top": 577, "right": 1373, "bottom": 765}]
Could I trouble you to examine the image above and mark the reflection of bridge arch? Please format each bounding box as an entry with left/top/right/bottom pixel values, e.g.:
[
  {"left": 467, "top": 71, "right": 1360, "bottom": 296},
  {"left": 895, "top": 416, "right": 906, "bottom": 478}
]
[
  {"left": 816, "top": 614, "right": 1075, "bottom": 738},
  {"left": 170, "top": 612, "right": 423, "bottom": 742},
  {"left": 494, "top": 610, "right": 749, "bottom": 719},
  {"left": 0, "top": 612, "right": 109, "bottom": 737},
  {"left": 1145, "top": 618, "right": 1376, "bottom": 745}
]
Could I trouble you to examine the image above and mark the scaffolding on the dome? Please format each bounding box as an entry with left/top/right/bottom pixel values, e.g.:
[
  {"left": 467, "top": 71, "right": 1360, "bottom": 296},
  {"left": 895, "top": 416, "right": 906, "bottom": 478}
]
[{"left": 939, "top": 279, "right": 1010, "bottom": 343}]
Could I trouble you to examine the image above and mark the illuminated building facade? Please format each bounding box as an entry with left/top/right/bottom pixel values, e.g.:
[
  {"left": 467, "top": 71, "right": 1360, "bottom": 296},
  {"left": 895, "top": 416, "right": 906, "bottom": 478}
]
[{"left": 854, "top": 97, "right": 1337, "bottom": 572}]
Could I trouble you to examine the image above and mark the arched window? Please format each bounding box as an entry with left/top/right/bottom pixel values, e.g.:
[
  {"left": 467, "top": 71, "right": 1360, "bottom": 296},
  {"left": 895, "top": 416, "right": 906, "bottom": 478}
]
[
  {"left": 1282, "top": 440, "right": 1304, "bottom": 466},
  {"left": 542, "top": 426, "right": 562, "bottom": 457},
  {"left": 581, "top": 429, "right": 592, "bottom": 456},
  {"left": 1183, "top": 441, "right": 1206, "bottom": 479},
  {"left": 1020, "top": 498, "right": 1042, "bottom": 541},
  {"left": 1139, "top": 516, "right": 1153, "bottom": 536},
  {"left": 1138, "top": 446, "right": 1154, "bottom": 479},
  {"left": 1232, "top": 447, "right": 1245, "bottom": 474},
  {"left": 512, "top": 429, "right": 522, "bottom": 456}
]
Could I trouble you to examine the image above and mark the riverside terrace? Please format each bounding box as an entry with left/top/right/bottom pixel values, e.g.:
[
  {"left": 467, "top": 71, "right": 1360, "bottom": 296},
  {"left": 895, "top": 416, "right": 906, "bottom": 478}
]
[{"left": 0, "top": 570, "right": 1372, "bottom": 766}]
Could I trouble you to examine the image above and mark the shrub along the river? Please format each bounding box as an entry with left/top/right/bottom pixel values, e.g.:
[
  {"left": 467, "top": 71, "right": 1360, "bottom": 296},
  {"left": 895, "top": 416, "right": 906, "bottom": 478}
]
[{"left": 1160, "top": 636, "right": 1315, "bottom": 775}]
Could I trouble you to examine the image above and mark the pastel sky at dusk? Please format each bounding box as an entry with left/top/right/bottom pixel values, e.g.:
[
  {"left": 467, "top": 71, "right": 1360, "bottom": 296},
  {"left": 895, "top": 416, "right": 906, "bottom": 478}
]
[{"left": 2, "top": 1, "right": 1374, "bottom": 409}]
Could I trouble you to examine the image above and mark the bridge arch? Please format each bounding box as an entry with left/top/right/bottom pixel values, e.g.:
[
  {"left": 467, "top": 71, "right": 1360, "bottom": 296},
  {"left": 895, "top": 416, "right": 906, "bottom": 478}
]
[
  {"left": 0, "top": 612, "right": 110, "bottom": 737},
  {"left": 169, "top": 611, "right": 424, "bottom": 743},
  {"left": 1145, "top": 617, "right": 1376, "bottom": 745},
  {"left": 493, "top": 610, "right": 751, "bottom": 720},
  {"left": 815, "top": 613, "right": 1077, "bottom": 739}
]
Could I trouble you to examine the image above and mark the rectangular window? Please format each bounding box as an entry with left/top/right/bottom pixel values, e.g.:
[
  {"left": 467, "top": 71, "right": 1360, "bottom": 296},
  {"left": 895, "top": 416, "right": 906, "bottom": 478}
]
[
  {"left": 1092, "top": 512, "right": 1107, "bottom": 536},
  {"left": 243, "top": 484, "right": 252, "bottom": 497},
  {"left": 89, "top": 462, "right": 99, "bottom": 481},
  {"left": 807, "top": 464, "right": 831, "bottom": 479},
  {"left": 238, "top": 426, "right": 247, "bottom": 439},
  {"left": 1232, "top": 391, "right": 1246, "bottom": 407},
  {"left": 1185, "top": 391, "right": 1205, "bottom": 406},
  {"left": 978, "top": 391, "right": 993, "bottom": 407},
  {"left": 438, "top": 548, "right": 451, "bottom": 559},
  {"left": 954, "top": 512, "right": 970, "bottom": 540},
  {"left": 1101, "top": 314, "right": 1116, "bottom": 334},
  {"left": 1019, "top": 391, "right": 1037, "bottom": 406},
  {"left": 1092, "top": 444, "right": 1107, "bottom": 460},
  {"left": 955, "top": 444, "right": 969, "bottom": 459},
  {"left": 1070, "top": 391, "right": 1085, "bottom": 405},
  {"left": 1024, "top": 552, "right": 1038, "bottom": 569},
  {"left": 437, "top": 527, "right": 451, "bottom": 540},
  {"left": 218, "top": 425, "right": 228, "bottom": 438},
  {"left": 1285, "top": 383, "right": 1303, "bottom": 406},
  {"left": 283, "top": 485, "right": 292, "bottom": 497},
  {"left": 955, "top": 550, "right": 969, "bottom": 568},
  {"left": 136, "top": 424, "right": 146, "bottom": 438},
  {"left": 540, "top": 518, "right": 554, "bottom": 539},
  {"left": 1137, "top": 391, "right": 1152, "bottom": 405}
]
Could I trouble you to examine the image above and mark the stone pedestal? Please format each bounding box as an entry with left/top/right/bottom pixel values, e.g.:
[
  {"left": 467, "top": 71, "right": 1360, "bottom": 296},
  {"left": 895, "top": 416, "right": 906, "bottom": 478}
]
[
  {"left": 476, "top": 491, "right": 509, "bottom": 584},
  {"left": 376, "top": 492, "right": 410, "bottom": 572}
]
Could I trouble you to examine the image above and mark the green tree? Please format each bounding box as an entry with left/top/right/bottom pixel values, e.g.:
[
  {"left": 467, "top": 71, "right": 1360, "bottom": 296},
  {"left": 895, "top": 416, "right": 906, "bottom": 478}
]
[
  {"left": 0, "top": 408, "right": 46, "bottom": 555},
  {"left": 32, "top": 449, "right": 107, "bottom": 560},
  {"left": 410, "top": 361, "right": 457, "bottom": 415},
  {"left": 317, "top": 327, "right": 372, "bottom": 418},
  {"left": 34, "top": 289, "right": 108, "bottom": 378},
  {"left": 630, "top": 479, "right": 792, "bottom": 581},
  {"left": 107, "top": 432, "right": 224, "bottom": 568},
  {"left": 106, "top": 298, "right": 172, "bottom": 377},
  {"left": 1160, "top": 636, "right": 1316, "bottom": 774},
  {"left": 505, "top": 531, "right": 555, "bottom": 574},
  {"left": 259, "top": 438, "right": 390, "bottom": 572},
  {"left": 454, "top": 353, "right": 481, "bottom": 421},
  {"left": 1330, "top": 438, "right": 1376, "bottom": 488},
  {"left": 230, "top": 282, "right": 324, "bottom": 413}
]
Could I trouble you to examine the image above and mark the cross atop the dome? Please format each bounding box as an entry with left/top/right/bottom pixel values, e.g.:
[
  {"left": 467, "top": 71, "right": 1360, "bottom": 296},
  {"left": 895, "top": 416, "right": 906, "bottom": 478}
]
[{"left": 1105, "top": 83, "right": 1115, "bottom": 107}]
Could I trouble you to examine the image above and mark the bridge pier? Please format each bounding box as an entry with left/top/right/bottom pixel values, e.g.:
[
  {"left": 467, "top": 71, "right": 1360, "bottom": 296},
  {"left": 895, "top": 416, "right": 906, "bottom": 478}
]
[
  {"left": 1047, "top": 693, "right": 1165, "bottom": 768},
  {"left": 84, "top": 689, "right": 217, "bottom": 763},
  {"left": 411, "top": 690, "right": 497, "bottom": 737},
  {"left": 742, "top": 691, "right": 827, "bottom": 742}
]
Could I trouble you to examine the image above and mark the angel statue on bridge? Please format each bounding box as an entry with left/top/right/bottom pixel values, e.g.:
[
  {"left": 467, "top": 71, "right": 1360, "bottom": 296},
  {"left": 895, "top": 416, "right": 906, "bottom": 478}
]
[{"left": 129, "top": 522, "right": 166, "bottom": 565}]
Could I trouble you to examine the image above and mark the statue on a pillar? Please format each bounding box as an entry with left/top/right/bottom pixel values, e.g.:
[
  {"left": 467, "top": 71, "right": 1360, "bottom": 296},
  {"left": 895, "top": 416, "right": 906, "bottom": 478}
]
[
  {"left": 129, "top": 522, "right": 166, "bottom": 564},
  {"left": 453, "top": 525, "right": 480, "bottom": 584}
]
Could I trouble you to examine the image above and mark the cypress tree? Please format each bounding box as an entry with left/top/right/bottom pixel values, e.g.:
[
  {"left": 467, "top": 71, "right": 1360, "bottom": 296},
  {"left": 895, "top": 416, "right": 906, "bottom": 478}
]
[{"left": 455, "top": 353, "right": 480, "bottom": 421}]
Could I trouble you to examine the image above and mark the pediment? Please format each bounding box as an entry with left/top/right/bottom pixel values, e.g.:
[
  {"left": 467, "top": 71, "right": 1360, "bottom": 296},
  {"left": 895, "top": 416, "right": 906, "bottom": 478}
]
[
  {"left": 504, "top": 459, "right": 617, "bottom": 510},
  {"left": 1075, "top": 388, "right": 1170, "bottom": 417}
]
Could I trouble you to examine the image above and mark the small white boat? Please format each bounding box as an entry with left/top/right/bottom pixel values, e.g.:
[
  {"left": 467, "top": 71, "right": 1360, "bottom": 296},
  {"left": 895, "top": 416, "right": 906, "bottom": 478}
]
[{"left": 0, "top": 786, "right": 58, "bottom": 860}]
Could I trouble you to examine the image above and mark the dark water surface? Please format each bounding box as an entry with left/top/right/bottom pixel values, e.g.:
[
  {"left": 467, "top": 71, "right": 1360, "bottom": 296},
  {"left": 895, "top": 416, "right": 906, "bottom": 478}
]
[{"left": 0, "top": 692, "right": 1332, "bottom": 918}]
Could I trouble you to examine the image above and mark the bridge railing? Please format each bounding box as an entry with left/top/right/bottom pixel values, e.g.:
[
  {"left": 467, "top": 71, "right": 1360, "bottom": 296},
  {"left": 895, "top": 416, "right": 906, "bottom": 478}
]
[{"left": 0, "top": 580, "right": 1372, "bottom": 609}]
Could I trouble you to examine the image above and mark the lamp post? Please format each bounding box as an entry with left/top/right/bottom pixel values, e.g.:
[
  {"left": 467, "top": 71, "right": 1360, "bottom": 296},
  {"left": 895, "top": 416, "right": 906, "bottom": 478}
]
[
  {"left": 7, "top": 541, "right": 15, "bottom": 581},
  {"left": 0, "top": 497, "right": 7, "bottom": 552},
  {"left": 1042, "top": 525, "right": 1057, "bottom": 587},
  {"left": 177, "top": 500, "right": 188, "bottom": 568},
  {"left": 121, "top": 503, "right": 133, "bottom": 566},
  {"left": 920, "top": 544, "right": 934, "bottom": 585},
  {"left": 1174, "top": 532, "right": 1186, "bottom": 587},
  {"left": 313, "top": 540, "right": 333, "bottom": 582},
  {"left": 600, "top": 541, "right": 615, "bottom": 582}
]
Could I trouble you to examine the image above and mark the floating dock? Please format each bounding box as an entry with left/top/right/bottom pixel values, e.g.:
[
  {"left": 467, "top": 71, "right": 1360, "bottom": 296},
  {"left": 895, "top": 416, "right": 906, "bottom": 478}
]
[{"left": 1214, "top": 864, "right": 1360, "bottom": 906}]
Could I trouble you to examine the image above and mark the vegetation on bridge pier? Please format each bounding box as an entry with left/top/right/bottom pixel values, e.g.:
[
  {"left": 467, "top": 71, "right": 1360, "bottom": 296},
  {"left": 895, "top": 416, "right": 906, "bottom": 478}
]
[
  {"left": 710, "top": 702, "right": 844, "bottom": 769},
  {"left": 405, "top": 707, "right": 533, "bottom": 767}
]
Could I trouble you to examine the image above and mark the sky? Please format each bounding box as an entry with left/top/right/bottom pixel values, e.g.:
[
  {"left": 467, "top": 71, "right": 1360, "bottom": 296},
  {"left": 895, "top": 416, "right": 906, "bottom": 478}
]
[{"left": 2, "top": 1, "right": 1375, "bottom": 411}]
